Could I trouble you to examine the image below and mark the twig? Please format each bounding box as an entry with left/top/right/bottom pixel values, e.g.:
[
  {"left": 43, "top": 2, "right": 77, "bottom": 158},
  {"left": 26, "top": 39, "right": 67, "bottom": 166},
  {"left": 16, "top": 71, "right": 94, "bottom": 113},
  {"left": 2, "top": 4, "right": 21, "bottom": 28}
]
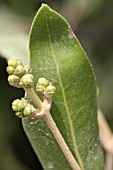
[
  {"left": 25, "top": 88, "right": 81, "bottom": 170},
  {"left": 98, "top": 110, "right": 113, "bottom": 154},
  {"left": 24, "top": 88, "right": 43, "bottom": 110},
  {"left": 105, "top": 152, "right": 113, "bottom": 170},
  {"left": 44, "top": 111, "right": 81, "bottom": 170}
]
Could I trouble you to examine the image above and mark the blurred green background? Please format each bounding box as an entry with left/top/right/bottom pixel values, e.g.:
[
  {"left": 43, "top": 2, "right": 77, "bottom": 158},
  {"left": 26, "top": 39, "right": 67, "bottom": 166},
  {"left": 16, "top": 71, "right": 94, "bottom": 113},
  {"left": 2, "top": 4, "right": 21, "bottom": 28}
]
[{"left": 0, "top": 0, "right": 113, "bottom": 169}]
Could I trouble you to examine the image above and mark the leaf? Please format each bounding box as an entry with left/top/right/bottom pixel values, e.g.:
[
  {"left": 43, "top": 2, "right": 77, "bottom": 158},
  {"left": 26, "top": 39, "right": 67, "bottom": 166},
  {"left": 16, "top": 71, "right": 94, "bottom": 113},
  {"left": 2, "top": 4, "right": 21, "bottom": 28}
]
[
  {"left": 0, "top": 9, "right": 39, "bottom": 170},
  {"left": 22, "top": 4, "right": 104, "bottom": 170},
  {"left": 0, "top": 9, "right": 28, "bottom": 63}
]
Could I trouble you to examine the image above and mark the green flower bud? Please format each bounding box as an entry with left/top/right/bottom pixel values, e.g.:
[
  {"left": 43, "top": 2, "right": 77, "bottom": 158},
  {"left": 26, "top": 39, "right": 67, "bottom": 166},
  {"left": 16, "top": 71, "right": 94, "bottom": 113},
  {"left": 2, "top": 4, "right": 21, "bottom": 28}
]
[
  {"left": 44, "top": 85, "right": 56, "bottom": 98},
  {"left": 14, "top": 65, "right": 25, "bottom": 77},
  {"left": 12, "top": 98, "right": 27, "bottom": 112},
  {"left": 21, "top": 98, "right": 28, "bottom": 107},
  {"left": 12, "top": 99, "right": 20, "bottom": 111},
  {"left": 19, "top": 74, "right": 34, "bottom": 88},
  {"left": 8, "top": 58, "right": 18, "bottom": 68},
  {"left": 15, "top": 111, "right": 24, "bottom": 118},
  {"left": 6, "top": 66, "right": 15, "bottom": 75},
  {"left": 24, "top": 104, "right": 34, "bottom": 116},
  {"left": 38, "top": 77, "right": 49, "bottom": 88},
  {"left": 36, "top": 84, "right": 45, "bottom": 93},
  {"left": 8, "top": 75, "right": 20, "bottom": 86},
  {"left": 24, "top": 65, "right": 32, "bottom": 74},
  {"left": 17, "top": 59, "right": 23, "bottom": 66}
]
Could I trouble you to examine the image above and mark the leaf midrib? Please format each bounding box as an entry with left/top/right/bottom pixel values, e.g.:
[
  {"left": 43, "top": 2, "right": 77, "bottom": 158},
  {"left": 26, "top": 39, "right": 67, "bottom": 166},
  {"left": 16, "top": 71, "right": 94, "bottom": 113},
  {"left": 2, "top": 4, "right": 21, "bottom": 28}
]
[{"left": 43, "top": 8, "right": 84, "bottom": 170}]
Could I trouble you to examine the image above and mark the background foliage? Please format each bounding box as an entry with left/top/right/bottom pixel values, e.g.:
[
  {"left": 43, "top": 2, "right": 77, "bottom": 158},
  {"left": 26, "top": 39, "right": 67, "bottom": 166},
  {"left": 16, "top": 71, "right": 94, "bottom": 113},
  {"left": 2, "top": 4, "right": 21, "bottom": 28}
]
[{"left": 0, "top": 0, "right": 113, "bottom": 169}]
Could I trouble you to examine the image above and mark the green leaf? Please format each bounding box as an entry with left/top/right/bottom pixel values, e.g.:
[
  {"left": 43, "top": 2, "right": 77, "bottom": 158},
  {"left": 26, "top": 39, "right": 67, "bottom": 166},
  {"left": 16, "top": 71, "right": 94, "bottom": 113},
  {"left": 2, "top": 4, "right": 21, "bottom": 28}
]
[
  {"left": 23, "top": 4, "right": 104, "bottom": 170},
  {"left": 0, "top": 9, "right": 28, "bottom": 64}
]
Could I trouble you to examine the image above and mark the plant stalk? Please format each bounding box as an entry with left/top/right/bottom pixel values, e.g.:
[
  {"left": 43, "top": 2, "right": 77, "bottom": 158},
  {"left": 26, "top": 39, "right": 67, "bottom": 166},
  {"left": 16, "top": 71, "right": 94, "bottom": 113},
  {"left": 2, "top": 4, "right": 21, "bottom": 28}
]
[
  {"left": 105, "top": 152, "right": 113, "bottom": 170},
  {"left": 24, "top": 87, "right": 81, "bottom": 170},
  {"left": 98, "top": 110, "right": 113, "bottom": 154},
  {"left": 44, "top": 111, "right": 81, "bottom": 170},
  {"left": 24, "top": 88, "right": 43, "bottom": 109}
]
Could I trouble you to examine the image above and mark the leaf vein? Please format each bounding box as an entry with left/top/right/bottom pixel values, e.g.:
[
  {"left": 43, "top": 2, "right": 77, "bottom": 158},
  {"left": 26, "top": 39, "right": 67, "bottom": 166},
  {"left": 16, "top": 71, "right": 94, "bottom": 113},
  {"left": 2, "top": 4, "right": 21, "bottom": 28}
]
[
  {"left": 44, "top": 9, "right": 84, "bottom": 170},
  {"left": 72, "top": 88, "right": 93, "bottom": 123},
  {"left": 64, "top": 70, "right": 84, "bottom": 91}
]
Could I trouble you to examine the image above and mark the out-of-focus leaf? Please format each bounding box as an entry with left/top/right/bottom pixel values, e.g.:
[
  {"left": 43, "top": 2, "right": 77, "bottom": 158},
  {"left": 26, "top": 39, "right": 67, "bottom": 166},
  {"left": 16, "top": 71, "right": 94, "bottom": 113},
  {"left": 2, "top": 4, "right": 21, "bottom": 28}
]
[
  {"left": 3, "top": 0, "right": 39, "bottom": 16},
  {"left": 0, "top": 8, "right": 28, "bottom": 63},
  {"left": 23, "top": 4, "right": 104, "bottom": 170},
  {"left": 0, "top": 34, "right": 28, "bottom": 63},
  {"left": 60, "top": 0, "right": 103, "bottom": 27},
  {"left": 0, "top": 9, "right": 33, "bottom": 169}
]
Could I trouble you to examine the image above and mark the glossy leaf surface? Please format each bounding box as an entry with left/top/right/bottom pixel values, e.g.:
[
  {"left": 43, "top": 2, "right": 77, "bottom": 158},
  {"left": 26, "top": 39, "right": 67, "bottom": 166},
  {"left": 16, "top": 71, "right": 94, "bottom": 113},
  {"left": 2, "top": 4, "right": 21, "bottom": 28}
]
[{"left": 23, "top": 4, "right": 104, "bottom": 170}]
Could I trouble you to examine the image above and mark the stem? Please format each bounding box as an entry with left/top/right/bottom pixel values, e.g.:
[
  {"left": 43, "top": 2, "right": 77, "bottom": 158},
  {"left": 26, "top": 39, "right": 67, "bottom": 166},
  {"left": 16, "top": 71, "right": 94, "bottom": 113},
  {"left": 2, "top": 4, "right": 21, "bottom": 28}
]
[
  {"left": 98, "top": 110, "right": 112, "bottom": 138},
  {"left": 24, "top": 88, "right": 81, "bottom": 170},
  {"left": 24, "top": 88, "right": 43, "bottom": 110},
  {"left": 44, "top": 112, "right": 81, "bottom": 170},
  {"left": 105, "top": 152, "right": 113, "bottom": 170},
  {"left": 98, "top": 110, "right": 113, "bottom": 154}
]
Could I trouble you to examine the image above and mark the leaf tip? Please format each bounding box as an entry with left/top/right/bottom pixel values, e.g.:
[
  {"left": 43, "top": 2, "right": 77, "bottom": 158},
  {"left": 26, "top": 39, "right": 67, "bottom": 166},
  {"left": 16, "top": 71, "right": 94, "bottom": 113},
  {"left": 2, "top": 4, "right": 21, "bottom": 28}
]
[
  {"left": 35, "top": 3, "right": 52, "bottom": 17},
  {"left": 41, "top": 3, "right": 50, "bottom": 10},
  {"left": 41, "top": 3, "right": 48, "bottom": 7}
]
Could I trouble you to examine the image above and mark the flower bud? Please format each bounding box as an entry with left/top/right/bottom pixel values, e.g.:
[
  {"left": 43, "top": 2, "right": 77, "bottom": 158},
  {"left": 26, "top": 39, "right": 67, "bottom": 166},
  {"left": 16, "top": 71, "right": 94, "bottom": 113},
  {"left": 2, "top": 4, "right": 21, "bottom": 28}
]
[
  {"left": 6, "top": 66, "right": 15, "bottom": 75},
  {"left": 12, "top": 98, "right": 27, "bottom": 112},
  {"left": 36, "top": 84, "right": 45, "bottom": 93},
  {"left": 38, "top": 78, "right": 49, "bottom": 88},
  {"left": 44, "top": 85, "right": 56, "bottom": 98},
  {"left": 8, "top": 58, "right": 18, "bottom": 68},
  {"left": 17, "top": 59, "right": 23, "bottom": 66},
  {"left": 24, "top": 104, "right": 34, "bottom": 116},
  {"left": 24, "top": 65, "right": 32, "bottom": 74},
  {"left": 14, "top": 65, "right": 25, "bottom": 77},
  {"left": 21, "top": 98, "right": 28, "bottom": 107},
  {"left": 8, "top": 75, "right": 20, "bottom": 86},
  {"left": 12, "top": 99, "right": 20, "bottom": 111},
  {"left": 15, "top": 111, "right": 24, "bottom": 118},
  {"left": 19, "top": 74, "right": 34, "bottom": 88}
]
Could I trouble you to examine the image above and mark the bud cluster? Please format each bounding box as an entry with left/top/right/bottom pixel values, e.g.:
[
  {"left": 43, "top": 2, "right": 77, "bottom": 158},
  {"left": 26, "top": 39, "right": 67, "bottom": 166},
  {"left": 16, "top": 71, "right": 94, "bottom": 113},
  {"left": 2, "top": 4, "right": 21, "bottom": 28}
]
[
  {"left": 7, "top": 58, "right": 33, "bottom": 88},
  {"left": 36, "top": 77, "right": 56, "bottom": 98},
  {"left": 12, "top": 98, "right": 34, "bottom": 118}
]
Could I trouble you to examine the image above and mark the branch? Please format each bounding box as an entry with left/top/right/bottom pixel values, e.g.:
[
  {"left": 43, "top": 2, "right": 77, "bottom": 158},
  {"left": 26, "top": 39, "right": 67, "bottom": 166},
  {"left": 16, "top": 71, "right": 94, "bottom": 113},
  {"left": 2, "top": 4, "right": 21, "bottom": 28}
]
[
  {"left": 27, "top": 90, "right": 81, "bottom": 170},
  {"left": 44, "top": 111, "right": 81, "bottom": 170},
  {"left": 98, "top": 110, "right": 113, "bottom": 154},
  {"left": 24, "top": 88, "right": 43, "bottom": 110}
]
